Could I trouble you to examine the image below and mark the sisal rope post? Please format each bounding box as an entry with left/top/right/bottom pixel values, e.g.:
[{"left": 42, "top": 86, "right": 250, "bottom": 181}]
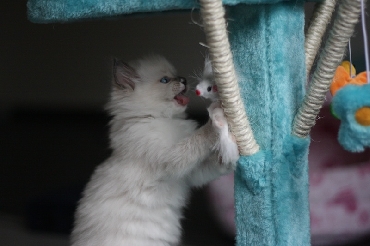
[
  {"left": 199, "top": 0, "right": 259, "bottom": 156},
  {"left": 305, "top": 0, "right": 337, "bottom": 77},
  {"left": 293, "top": 0, "right": 364, "bottom": 138}
]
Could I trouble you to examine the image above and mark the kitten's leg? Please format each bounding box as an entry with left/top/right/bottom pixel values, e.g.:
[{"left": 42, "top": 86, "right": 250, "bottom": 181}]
[
  {"left": 156, "top": 120, "right": 219, "bottom": 178},
  {"left": 187, "top": 152, "right": 234, "bottom": 187}
]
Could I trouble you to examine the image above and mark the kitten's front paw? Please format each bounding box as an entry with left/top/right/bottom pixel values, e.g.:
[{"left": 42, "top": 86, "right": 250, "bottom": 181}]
[
  {"left": 208, "top": 101, "right": 221, "bottom": 112},
  {"left": 208, "top": 106, "right": 239, "bottom": 167},
  {"left": 208, "top": 107, "right": 226, "bottom": 130}
]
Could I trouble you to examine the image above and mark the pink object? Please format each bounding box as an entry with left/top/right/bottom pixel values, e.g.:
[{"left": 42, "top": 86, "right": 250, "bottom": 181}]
[
  {"left": 206, "top": 103, "right": 370, "bottom": 245},
  {"left": 206, "top": 174, "right": 235, "bottom": 236}
]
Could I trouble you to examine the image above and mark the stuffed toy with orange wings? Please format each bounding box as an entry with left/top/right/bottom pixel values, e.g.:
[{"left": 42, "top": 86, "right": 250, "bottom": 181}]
[{"left": 330, "top": 61, "right": 370, "bottom": 152}]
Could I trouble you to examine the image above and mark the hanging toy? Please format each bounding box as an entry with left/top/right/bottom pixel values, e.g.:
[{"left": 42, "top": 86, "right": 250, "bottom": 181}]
[
  {"left": 330, "top": 61, "right": 370, "bottom": 152},
  {"left": 196, "top": 57, "right": 240, "bottom": 164},
  {"left": 330, "top": 61, "right": 367, "bottom": 95},
  {"left": 329, "top": 0, "right": 370, "bottom": 152}
]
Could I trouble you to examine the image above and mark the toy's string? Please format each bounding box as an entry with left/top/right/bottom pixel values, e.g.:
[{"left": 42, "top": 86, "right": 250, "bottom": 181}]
[
  {"left": 361, "top": 0, "right": 370, "bottom": 83},
  {"left": 349, "top": 39, "right": 353, "bottom": 77}
]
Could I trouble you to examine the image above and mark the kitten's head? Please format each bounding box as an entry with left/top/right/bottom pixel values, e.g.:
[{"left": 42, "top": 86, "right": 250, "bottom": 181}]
[
  {"left": 195, "top": 57, "right": 218, "bottom": 100},
  {"left": 108, "top": 55, "right": 189, "bottom": 118}
]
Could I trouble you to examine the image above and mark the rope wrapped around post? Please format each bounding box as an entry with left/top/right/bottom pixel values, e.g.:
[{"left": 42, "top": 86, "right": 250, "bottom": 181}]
[
  {"left": 305, "top": 0, "right": 337, "bottom": 77},
  {"left": 293, "top": 0, "right": 364, "bottom": 138},
  {"left": 199, "top": 0, "right": 259, "bottom": 156}
]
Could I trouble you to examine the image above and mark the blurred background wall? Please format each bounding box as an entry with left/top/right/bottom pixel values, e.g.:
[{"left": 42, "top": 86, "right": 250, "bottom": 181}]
[{"left": 0, "top": 1, "right": 210, "bottom": 114}]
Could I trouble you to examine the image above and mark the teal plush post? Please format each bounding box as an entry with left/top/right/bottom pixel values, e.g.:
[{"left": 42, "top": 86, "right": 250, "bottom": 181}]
[
  {"left": 27, "top": 0, "right": 311, "bottom": 245},
  {"left": 228, "top": 3, "right": 310, "bottom": 245}
]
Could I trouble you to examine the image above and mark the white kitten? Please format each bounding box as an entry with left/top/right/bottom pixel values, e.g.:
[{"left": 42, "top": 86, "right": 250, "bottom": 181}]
[
  {"left": 196, "top": 57, "right": 240, "bottom": 165},
  {"left": 70, "top": 55, "right": 233, "bottom": 246}
]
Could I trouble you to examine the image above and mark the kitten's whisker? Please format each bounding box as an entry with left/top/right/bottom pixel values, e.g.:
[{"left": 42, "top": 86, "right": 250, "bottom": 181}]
[
  {"left": 189, "top": 8, "right": 203, "bottom": 27},
  {"left": 199, "top": 42, "right": 210, "bottom": 49}
]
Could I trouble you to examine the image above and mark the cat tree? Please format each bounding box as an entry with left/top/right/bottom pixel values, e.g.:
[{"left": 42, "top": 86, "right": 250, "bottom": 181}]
[{"left": 27, "top": 0, "right": 365, "bottom": 245}]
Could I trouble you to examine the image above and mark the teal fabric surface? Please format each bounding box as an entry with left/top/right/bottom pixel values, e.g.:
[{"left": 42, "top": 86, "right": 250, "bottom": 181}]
[
  {"left": 332, "top": 84, "right": 370, "bottom": 152},
  {"left": 229, "top": 2, "right": 310, "bottom": 245},
  {"left": 235, "top": 136, "right": 310, "bottom": 245},
  {"left": 27, "top": 0, "right": 297, "bottom": 23}
]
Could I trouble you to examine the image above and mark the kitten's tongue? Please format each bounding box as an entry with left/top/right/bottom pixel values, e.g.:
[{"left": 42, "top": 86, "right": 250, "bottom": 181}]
[{"left": 174, "top": 94, "right": 189, "bottom": 106}]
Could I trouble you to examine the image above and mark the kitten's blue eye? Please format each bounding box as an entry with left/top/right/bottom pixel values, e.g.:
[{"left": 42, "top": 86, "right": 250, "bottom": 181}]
[
  {"left": 160, "top": 77, "right": 170, "bottom": 84},
  {"left": 207, "top": 86, "right": 212, "bottom": 92}
]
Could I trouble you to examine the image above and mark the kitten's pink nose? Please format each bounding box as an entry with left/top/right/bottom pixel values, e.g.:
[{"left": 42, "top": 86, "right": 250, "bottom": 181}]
[{"left": 195, "top": 90, "right": 201, "bottom": 96}]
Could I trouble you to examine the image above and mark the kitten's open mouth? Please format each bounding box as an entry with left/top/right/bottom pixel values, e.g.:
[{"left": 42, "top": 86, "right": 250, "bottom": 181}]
[{"left": 174, "top": 91, "right": 189, "bottom": 106}]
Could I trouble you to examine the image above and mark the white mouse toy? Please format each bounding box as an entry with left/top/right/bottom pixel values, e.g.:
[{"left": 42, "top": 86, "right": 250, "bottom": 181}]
[{"left": 195, "top": 58, "right": 219, "bottom": 101}]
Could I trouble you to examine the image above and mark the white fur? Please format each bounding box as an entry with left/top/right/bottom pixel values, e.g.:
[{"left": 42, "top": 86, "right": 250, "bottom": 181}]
[
  {"left": 196, "top": 57, "right": 240, "bottom": 165},
  {"left": 71, "top": 55, "right": 233, "bottom": 246}
]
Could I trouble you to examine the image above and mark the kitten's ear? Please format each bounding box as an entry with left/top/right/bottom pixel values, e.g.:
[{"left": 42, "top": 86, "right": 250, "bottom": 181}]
[{"left": 113, "top": 59, "right": 138, "bottom": 91}]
